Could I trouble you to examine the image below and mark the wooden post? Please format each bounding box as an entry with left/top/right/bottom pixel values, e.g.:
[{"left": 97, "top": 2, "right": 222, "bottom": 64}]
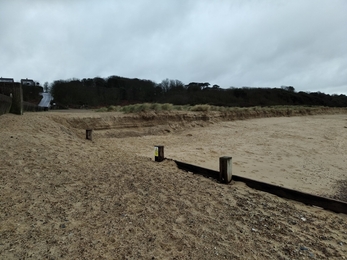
[
  {"left": 154, "top": 145, "right": 164, "bottom": 162},
  {"left": 219, "top": 156, "right": 232, "bottom": 184},
  {"left": 86, "top": 129, "right": 93, "bottom": 141}
]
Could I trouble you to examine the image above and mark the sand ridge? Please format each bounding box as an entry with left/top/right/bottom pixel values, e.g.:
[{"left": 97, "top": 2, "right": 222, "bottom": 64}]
[{"left": 0, "top": 111, "right": 347, "bottom": 259}]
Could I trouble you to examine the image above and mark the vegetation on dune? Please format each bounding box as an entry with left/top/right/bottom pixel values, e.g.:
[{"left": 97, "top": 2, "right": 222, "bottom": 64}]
[
  {"left": 96, "top": 103, "right": 174, "bottom": 113},
  {"left": 95, "top": 103, "right": 347, "bottom": 120}
]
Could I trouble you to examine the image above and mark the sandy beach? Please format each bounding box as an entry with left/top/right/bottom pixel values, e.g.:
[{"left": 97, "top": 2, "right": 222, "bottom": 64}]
[
  {"left": 107, "top": 114, "right": 347, "bottom": 199},
  {"left": 1, "top": 110, "right": 347, "bottom": 259}
]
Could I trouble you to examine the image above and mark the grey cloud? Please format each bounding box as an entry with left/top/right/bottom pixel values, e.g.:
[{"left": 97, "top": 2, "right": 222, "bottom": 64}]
[{"left": 1, "top": 0, "right": 346, "bottom": 94}]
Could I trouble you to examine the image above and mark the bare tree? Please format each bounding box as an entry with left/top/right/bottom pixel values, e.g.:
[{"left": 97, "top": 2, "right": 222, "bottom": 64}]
[{"left": 43, "top": 82, "right": 49, "bottom": 93}]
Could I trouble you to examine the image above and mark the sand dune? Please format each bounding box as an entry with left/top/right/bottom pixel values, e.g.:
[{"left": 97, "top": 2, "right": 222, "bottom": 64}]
[{"left": 0, "top": 111, "right": 346, "bottom": 259}]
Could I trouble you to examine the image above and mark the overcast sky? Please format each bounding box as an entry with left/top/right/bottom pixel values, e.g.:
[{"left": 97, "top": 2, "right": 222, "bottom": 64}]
[{"left": 1, "top": 0, "right": 346, "bottom": 94}]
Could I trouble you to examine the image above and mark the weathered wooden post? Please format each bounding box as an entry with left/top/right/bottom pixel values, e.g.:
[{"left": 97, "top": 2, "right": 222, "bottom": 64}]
[
  {"left": 154, "top": 145, "right": 164, "bottom": 162},
  {"left": 86, "top": 129, "right": 93, "bottom": 141},
  {"left": 219, "top": 156, "right": 232, "bottom": 184}
]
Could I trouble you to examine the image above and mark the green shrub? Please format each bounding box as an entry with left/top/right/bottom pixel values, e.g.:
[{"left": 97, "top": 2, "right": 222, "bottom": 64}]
[
  {"left": 161, "top": 103, "right": 173, "bottom": 111},
  {"left": 173, "top": 105, "right": 189, "bottom": 111},
  {"left": 107, "top": 105, "right": 120, "bottom": 112},
  {"left": 190, "top": 104, "right": 211, "bottom": 112},
  {"left": 137, "top": 103, "right": 151, "bottom": 112},
  {"left": 150, "top": 103, "right": 162, "bottom": 112},
  {"left": 121, "top": 105, "right": 136, "bottom": 113},
  {"left": 95, "top": 107, "right": 108, "bottom": 112}
]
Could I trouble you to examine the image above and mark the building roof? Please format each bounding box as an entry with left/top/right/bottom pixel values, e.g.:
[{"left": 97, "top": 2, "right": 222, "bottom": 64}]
[
  {"left": 0, "top": 77, "right": 14, "bottom": 83},
  {"left": 21, "top": 78, "right": 35, "bottom": 86}
]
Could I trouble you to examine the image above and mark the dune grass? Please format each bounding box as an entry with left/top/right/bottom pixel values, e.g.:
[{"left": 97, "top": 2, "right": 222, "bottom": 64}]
[{"left": 94, "top": 103, "right": 347, "bottom": 119}]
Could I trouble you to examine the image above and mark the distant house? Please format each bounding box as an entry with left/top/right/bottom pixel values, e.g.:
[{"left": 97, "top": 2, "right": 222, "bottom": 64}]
[
  {"left": 20, "top": 78, "right": 43, "bottom": 103},
  {"left": 0, "top": 78, "right": 15, "bottom": 96},
  {"left": 21, "top": 78, "right": 36, "bottom": 86},
  {"left": 0, "top": 77, "right": 14, "bottom": 83}
]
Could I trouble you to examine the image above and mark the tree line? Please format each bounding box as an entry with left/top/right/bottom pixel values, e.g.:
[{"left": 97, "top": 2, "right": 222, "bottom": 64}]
[{"left": 49, "top": 75, "right": 347, "bottom": 108}]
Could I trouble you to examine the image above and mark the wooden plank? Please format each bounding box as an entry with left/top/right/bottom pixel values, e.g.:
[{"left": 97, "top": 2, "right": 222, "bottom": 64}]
[{"left": 174, "top": 160, "right": 347, "bottom": 214}]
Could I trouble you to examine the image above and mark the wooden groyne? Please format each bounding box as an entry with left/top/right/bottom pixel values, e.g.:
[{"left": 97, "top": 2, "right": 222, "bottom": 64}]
[{"left": 174, "top": 160, "right": 347, "bottom": 214}]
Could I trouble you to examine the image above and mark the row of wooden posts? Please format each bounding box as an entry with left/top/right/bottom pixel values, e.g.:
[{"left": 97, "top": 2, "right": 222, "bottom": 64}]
[
  {"left": 154, "top": 145, "right": 232, "bottom": 184},
  {"left": 86, "top": 129, "right": 232, "bottom": 184}
]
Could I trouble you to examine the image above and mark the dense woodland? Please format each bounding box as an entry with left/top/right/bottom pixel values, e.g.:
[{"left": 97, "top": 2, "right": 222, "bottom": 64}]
[{"left": 49, "top": 76, "right": 347, "bottom": 108}]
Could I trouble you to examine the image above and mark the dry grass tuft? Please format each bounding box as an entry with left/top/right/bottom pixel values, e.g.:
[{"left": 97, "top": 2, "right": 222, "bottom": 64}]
[{"left": 94, "top": 103, "right": 347, "bottom": 121}]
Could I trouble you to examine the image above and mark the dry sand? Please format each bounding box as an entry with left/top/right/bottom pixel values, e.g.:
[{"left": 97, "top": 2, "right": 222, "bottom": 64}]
[
  {"left": 0, "top": 110, "right": 347, "bottom": 259},
  {"left": 109, "top": 114, "right": 347, "bottom": 199}
]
